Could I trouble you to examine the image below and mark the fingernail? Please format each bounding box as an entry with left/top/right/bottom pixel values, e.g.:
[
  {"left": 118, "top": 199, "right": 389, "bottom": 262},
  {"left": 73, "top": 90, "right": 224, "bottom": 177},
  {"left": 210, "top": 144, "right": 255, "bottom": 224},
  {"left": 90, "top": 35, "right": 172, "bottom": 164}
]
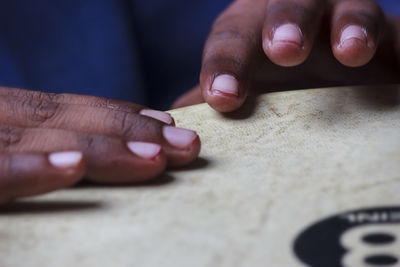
[
  {"left": 211, "top": 74, "right": 239, "bottom": 96},
  {"left": 340, "top": 25, "right": 367, "bottom": 47},
  {"left": 49, "top": 151, "right": 83, "bottom": 168},
  {"left": 140, "top": 109, "right": 173, "bottom": 125},
  {"left": 272, "top": 24, "right": 303, "bottom": 47},
  {"left": 163, "top": 126, "right": 197, "bottom": 149},
  {"left": 127, "top": 141, "right": 161, "bottom": 160}
]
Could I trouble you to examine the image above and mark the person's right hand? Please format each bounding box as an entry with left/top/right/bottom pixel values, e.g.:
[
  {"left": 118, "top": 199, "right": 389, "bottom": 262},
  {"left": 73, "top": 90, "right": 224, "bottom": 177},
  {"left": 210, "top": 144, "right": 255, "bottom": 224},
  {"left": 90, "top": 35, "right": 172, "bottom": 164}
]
[
  {"left": 173, "top": 0, "right": 400, "bottom": 112},
  {"left": 0, "top": 87, "right": 200, "bottom": 204}
]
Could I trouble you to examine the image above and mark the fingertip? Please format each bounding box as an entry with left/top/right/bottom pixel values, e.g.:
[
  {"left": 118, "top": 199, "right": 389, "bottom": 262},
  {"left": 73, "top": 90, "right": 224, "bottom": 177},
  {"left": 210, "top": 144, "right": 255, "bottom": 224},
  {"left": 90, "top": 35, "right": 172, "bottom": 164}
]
[
  {"left": 211, "top": 74, "right": 239, "bottom": 96},
  {"left": 166, "top": 131, "right": 201, "bottom": 167},
  {"left": 263, "top": 23, "right": 308, "bottom": 67},
  {"left": 48, "top": 151, "right": 84, "bottom": 168},
  {"left": 86, "top": 141, "right": 168, "bottom": 184},
  {"left": 162, "top": 126, "right": 201, "bottom": 167},
  {"left": 205, "top": 95, "right": 245, "bottom": 113},
  {"left": 125, "top": 142, "right": 167, "bottom": 182},
  {"left": 139, "top": 109, "right": 174, "bottom": 125},
  {"left": 48, "top": 151, "right": 86, "bottom": 183},
  {"left": 204, "top": 74, "right": 246, "bottom": 112},
  {"left": 127, "top": 142, "right": 162, "bottom": 160},
  {"left": 330, "top": 0, "right": 384, "bottom": 68},
  {"left": 333, "top": 25, "right": 376, "bottom": 67}
]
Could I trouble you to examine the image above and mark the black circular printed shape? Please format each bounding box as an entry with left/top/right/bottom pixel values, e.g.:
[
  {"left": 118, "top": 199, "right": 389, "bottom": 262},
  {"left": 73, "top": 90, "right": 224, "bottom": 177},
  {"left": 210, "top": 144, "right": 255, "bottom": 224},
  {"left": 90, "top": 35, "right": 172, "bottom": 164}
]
[
  {"left": 365, "top": 255, "right": 398, "bottom": 265},
  {"left": 362, "top": 233, "right": 396, "bottom": 245},
  {"left": 293, "top": 206, "right": 400, "bottom": 267}
]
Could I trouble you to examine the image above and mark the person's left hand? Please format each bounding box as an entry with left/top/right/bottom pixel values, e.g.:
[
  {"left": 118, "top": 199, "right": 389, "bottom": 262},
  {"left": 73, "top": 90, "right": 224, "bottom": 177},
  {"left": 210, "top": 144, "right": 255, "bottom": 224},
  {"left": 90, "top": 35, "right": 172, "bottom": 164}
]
[{"left": 0, "top": 87, "right": 200, "bottom": 204}]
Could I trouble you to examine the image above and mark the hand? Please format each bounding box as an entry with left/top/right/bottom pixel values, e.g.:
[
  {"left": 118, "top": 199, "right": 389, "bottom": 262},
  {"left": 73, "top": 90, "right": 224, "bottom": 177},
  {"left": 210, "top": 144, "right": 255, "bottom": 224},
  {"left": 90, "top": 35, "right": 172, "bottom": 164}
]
[
  {"left": 173, "top": 0, "right": 400, "bottom": 112},
  {"left": 0, "top": 87, "right": 200, "bottom": 204}
]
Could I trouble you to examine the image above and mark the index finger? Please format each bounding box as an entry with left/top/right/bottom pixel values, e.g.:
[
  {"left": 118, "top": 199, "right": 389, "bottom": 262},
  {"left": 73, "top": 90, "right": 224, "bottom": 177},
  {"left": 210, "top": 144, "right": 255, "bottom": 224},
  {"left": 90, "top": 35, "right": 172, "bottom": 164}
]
[
  {"left": 0, "top": 87, "right": 176, "bottom": 125},
  {"left": 200, "top": 0, "right": 268, "bottom": 112}
]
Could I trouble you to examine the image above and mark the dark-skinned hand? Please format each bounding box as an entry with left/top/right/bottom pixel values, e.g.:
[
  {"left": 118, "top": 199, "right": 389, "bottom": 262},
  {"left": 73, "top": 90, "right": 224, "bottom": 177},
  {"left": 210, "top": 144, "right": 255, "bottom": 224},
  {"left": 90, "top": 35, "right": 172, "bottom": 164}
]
[
  {"left": 0, "top": 87, "right": 200, "bottom": 204},
  {"left": 173, "top": 0, "right": 400, "bottom": 112}
]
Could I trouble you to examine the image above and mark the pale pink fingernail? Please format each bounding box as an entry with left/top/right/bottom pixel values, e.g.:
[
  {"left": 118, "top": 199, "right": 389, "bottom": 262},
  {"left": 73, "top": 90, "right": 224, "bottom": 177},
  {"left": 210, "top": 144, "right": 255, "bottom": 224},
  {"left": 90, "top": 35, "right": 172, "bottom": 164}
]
[
  {"left": 127, "top": 142, "right": 161, "bottom": 160},
  {"left": 140, "top": 109, "right": 173, "bottom": 125},
  {"left": 272, "top": 24, "right": 303, "bottom": 47},
  {"left": 340, "top": 25, "right": 367, "bottom": 47},
  {"left": 49, "top": 151, "right": 83, "bottom": 168},
  {"left": 211, "top": 74, "right": 239, "bottom": 96},
  {"left": 163, "top": 126, "right": 197, "bottom": 149}
]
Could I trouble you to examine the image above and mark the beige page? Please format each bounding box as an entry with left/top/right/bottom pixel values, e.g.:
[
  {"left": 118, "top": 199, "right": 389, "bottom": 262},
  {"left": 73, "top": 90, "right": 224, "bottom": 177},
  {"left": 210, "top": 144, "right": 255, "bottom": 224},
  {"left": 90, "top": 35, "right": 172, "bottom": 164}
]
[{"left": 1, "top": 85, "right": 400, "bottom": 267}]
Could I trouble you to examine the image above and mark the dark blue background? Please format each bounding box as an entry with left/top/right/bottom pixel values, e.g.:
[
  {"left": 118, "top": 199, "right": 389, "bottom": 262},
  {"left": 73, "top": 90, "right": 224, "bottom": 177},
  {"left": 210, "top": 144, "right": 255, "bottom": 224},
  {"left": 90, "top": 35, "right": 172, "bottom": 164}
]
[{"left": 0, "top": 1, "right": 397, "bottom": 109}]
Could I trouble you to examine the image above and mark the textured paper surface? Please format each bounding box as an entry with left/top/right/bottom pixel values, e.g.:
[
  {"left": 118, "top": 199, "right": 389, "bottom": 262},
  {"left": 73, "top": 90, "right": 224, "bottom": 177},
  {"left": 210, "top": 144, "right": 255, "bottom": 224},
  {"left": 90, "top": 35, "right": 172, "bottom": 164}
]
[{"left": 1, "top": 85, "right": 400, "bottom": 267}]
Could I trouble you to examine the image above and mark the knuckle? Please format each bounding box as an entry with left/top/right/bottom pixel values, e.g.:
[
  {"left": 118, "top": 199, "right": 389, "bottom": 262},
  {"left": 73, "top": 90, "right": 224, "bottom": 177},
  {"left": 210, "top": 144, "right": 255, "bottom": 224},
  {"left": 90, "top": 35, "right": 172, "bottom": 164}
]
[
  {"left": 78, "top": 133, "right": 97, "bottom": 152},
  {"left": 105, "top": 99, "right": 120, "bottom": 110},
  {"left": 111, "top": 111, "right": 161, "bottom": 140},
  {"left": 14, "top": 90, "right": 61, "bottom": 102},
  {"left": 19, "top": 96, "right": 60, "bottom": 124},
  {"left": 111, "top": 111, "right": 134, "bottom": 137},
  {"left": 32, "top": 91, "right": 60, "bottom": 102}
]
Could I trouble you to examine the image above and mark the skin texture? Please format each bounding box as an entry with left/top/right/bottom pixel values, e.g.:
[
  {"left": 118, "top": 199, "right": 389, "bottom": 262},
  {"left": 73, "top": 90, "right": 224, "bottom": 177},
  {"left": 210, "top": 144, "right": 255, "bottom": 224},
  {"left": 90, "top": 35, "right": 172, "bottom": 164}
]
[
  {"left": 0, "top": 87, "right": 200, "bottom": 204},
  {"left": 173, "top": 0, "right": 400, "bottom": 112}
]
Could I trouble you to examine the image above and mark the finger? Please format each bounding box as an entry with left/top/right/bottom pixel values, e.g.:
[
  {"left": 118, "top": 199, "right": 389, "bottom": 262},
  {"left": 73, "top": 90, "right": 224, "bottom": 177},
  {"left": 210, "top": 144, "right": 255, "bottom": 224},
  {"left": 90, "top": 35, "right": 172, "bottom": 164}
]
[
  {"left": 0, "top": 95, "right": 200, "bottom": 166},
  {"left": 262, "top": 0, "right": 325, "bottom": 67},
  {"left": 0, "top": 87, "right": 175, "bottom": 125},
  {"left": 171, "top": 85, "right": 204, "bottom": 109},
  {"left": 331, "top": 0, "right": 385, "bottom": 67},
  {"left": 0, "top": 151, "right": 85, "bottom": 204},
  {"left": 1, "top": 126, "right": 167, "bottom": 183},
  {"left": 200, "top": 0, "right": 268, "bottom": 112}
]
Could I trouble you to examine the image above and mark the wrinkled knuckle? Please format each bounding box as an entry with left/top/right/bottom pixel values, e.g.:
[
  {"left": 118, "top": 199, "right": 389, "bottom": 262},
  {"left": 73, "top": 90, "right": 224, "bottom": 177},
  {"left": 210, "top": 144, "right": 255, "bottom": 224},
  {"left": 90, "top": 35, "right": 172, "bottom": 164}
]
[
  {"left": 116, "top": 112, "right": 161, "bottom": 141},
  {"left": 105, "top": 98, "right": 123, "bottom": 110},
  {"left": 87, "top": 97, "right": 133, "bottom": 112},
  {"left": 112, "top": 111, "right": 133, "bottom": 137},
  {"left": 78, "top": 133, "right": 97, "bottom": 152},
  {"left": 76, "top": 95, "right": 104, "bottom": 108},
  {"left": 34, "top": 91, "right": 60, "bottom": 102},
  {"left": 15, "top": 90, "right": 61, "bottom": 102},
  {"left": 47, "top": 92, "right": 65, "bottom": 102},
  {"left": 20, "top": 97, "right": 60, "bottom": 124},
  {"left": 0, "top": 126, "right": 24, "bottom": 151}
]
